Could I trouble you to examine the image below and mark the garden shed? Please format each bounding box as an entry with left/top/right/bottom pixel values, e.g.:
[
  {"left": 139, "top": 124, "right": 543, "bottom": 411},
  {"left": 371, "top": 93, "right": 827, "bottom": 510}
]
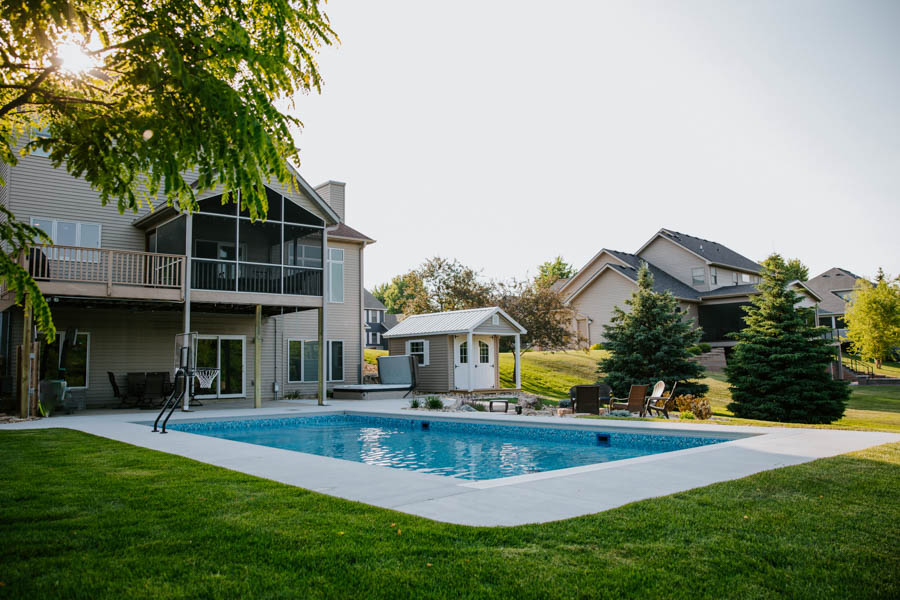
[{"left": 383, "top": 307, "right": 526, "bottom": 393}]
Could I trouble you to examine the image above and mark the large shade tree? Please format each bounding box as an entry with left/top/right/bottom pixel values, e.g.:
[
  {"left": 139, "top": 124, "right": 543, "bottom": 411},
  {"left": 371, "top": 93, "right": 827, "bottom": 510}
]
[
  {"left": 598, "top": 263, "right": 707, "bottom": 397},
  {"left": 726, "top": 254, "right": 849, "bottom": 423},
  {"left": 844, "top": 269, "right": 900, "bottom": 367},
  {"left": 1, "top": 0, "right": 337, "bottom": 336}
]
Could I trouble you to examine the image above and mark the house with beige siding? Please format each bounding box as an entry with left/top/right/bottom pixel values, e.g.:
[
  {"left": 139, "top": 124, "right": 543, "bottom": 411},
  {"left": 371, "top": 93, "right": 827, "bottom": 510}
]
[
  {"left": 0, "top": 143, "right": 373, "bottom": 411},
  {"left": 383, "top": 307, "right": 526, "bottom": 393},
  {"left": 560, "top": 229, "right": 820, "bottom": 349}
]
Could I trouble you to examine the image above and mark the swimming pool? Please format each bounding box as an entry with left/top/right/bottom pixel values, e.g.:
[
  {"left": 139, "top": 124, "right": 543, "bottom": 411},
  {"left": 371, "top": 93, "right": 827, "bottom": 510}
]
[{"left": 169, "top": 414, "right": 742, "bottom": 480}]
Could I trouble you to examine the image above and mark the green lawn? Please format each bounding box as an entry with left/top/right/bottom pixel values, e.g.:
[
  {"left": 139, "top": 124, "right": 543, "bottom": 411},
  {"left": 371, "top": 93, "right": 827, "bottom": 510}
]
[
  {"left": 364, "top": 348, "right": 388, "bottom": 365},
  {"left": 499, "top": 349, "right": 607, "bottom": 398},
  {"left": 500, "top": 350, "right": 900, "bottom": 432},
  {"left": 1, "top": 429, "right": 898, "bottom": 599}
]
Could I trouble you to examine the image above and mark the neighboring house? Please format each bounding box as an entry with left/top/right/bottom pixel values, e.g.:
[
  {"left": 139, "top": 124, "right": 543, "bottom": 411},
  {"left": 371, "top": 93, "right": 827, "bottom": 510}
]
[
  {"left": 804, "top": 267, "right": 867, "bottom": 338},
  {"left": 559, "top": 228, "right": 820, "bottom": 347},
  {"left": 383, "top": 307, "right": 526, "bottom": 393},
  {"left": 0, "top": 143, "right": 374, "bottom": 409},
  {"left": 363, "top": 289, "right": 389, "bottom": 350}
]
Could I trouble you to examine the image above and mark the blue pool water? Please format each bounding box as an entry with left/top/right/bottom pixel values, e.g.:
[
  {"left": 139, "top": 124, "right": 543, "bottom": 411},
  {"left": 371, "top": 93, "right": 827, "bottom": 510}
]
[{"left": 169, "top": 415, "right": 740, "bottom": 480}]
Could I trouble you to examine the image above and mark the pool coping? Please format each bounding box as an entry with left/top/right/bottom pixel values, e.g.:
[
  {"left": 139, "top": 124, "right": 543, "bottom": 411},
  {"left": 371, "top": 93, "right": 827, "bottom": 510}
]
[{"left": 4, "top": 399, "right": 899, "bottom": 526}]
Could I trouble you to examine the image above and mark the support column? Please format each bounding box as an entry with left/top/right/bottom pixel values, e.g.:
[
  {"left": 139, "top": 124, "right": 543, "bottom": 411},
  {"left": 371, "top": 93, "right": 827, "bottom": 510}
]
[
  {"left": 514, "top": 333, "right": 522, "bottom": 390},
  {"left": 20, "top": 306, "right": 32, "bottom": 418},
  {"left": 254, "top": 304, "right": 262, "bottom": 409},
  {"left": 318, "top": 306, "right": 326, "bottom": 405},
  {"left": 466, "top": 330, "right": 474, "bottom": 392},
  {"left": 182, "top": 213, "right": 193, "bottom": 411}
]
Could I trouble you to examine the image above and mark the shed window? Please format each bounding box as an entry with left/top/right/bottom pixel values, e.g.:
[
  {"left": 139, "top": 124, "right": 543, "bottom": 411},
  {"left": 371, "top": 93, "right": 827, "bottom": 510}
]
[
  {"left": 479, "top": 341, "right": 490, "bottom": 363},
  {"left": 407, "top": 339, "right": 429, "bottom": 366},
  {"left": 458, "top": 341, "right": 467, "bottom": 364}
]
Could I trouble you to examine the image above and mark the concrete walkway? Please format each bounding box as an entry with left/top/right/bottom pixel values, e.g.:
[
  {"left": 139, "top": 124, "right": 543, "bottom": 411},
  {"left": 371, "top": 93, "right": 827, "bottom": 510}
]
[{"left": 3, "top": 399, "right": 898, "bottom": 526}]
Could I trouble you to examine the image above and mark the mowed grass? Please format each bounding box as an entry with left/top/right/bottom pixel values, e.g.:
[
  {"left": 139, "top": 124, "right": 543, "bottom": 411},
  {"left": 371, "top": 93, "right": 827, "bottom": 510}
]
[
  {"left": 499, "top": 349, "right": 607, "bottom": 398},
  {"left": 1, "top": 429, "right": 899, "bottom": 599},
  {"left": 364, "top": 348, "right": 388, "bottom": 365},
  {"left": 500, "top": 350, "right": 900, "bottom": 432},
  {"left": 842, "top": 356, "right": 900, "bottom": 378}
]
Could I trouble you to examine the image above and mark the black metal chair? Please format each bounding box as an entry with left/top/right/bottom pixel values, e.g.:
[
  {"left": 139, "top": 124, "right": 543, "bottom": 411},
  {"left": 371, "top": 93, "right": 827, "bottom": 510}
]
[
  {"left": 126, "top": 372, "right": 148, "bottom": 407},
  {"left": 108, "top": 371, "right": 135, "bottom": 408},
  {"left": 143, "top": 372, "right": 168, "bottom": 408}
]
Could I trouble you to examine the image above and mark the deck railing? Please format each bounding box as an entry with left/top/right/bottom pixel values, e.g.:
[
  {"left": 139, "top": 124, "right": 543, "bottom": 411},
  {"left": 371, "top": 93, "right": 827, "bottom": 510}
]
[{"left": 26, "top": 245, "right": 185, "bottom": 294}]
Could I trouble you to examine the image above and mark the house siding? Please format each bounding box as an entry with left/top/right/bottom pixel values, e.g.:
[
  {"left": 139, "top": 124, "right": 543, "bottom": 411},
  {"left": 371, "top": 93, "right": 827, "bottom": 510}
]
[
  {"left": 563, "top": 251, "right": 629, "bottom": 299},
  {"left": 388, "top": 334, "right": 451, "bottom": 392},
  {"left": 568, "top": 270, "right": 637, "bottom": 345},
  {"left": 473, "top": 313, "right": 520, "bottom": 335},
  {"left": 638, "top": 237, "right": 708, "bottom": 291}
]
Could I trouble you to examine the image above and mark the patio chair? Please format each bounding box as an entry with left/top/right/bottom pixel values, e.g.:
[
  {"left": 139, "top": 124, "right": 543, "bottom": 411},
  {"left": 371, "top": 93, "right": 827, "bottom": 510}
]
[
  {"left": 610, "top": 384, "right": 650, "bottom": 416},
  {"left": 126, "top": 372, "right": 147, "bottom": 407},
  {"left": 571, "top": 385, "right": 600, "bottom": 414},
  {"left": 108, "top": 371, "right": 139, "bottom": 408},
  {"left": 646, "top": 382, "right": 676, "bottom": 419},
  {"left": 143, "top": 372, "right": 168, "bottom": 408}
]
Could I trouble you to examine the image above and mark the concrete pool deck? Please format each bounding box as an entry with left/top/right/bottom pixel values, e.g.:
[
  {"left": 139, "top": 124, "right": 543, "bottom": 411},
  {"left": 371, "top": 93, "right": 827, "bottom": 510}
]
[{"left": 3, "top": 398, "right": 898, "bottom": 526}]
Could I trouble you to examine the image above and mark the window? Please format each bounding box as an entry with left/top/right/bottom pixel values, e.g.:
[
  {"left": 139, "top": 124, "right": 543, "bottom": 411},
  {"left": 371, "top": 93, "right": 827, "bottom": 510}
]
[
  {"left": 479, "top": 340, "right": 490, "bottom": 363},
  {"left": 329, "top": 341, "right": 344, "bottom": 382},
  {"left": 408, "top": 339, "right": 429, "bottom": 366},
  {"left": 691, "top": 267, "right": 706, "bottom": 287},
  {"left": 458, "top": 341, "right": 467, "bottom": 364},
  {"left": 30, "top": 128, "right": 51, "bottom": 157},
  {"left": 30, "top": 218, "right": 101, "bottom": 248},
  {"left": 492, "top": 314, "right": 500, "bottom": 326},
  {"left": 328, "top": 248, "right": 344, "bottom": 303},
  {"left": 732, "top": 271, "right": 739, "bottom": 286},
  {"left": 288, "top": 339, "right": 343, "bottom": 382},
  {"left": 710, "top": 267, "right": 718, "bottom": 285},
  {"left": 303, "top": 340, "right": 319, "bottom": 382},
  {"left": 367, "top": 332, "right": 381, "bottom": 345},
  {"left": 40, "top": 332, "right": 90, "bottom": 389},
  {"left": 741, "top": 273, "right": 751, "bottom": 283}
]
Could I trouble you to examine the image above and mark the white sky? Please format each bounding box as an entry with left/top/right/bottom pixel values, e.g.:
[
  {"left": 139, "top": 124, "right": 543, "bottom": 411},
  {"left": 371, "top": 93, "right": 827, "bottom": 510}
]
[{"left": 289, "top": 0, "right": 900, "bottom": 288}]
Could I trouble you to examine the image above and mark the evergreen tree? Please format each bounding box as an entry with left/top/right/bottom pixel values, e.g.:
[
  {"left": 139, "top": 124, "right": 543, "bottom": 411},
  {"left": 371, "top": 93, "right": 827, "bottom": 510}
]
[
  {"left": 726, "top": 254, "right": 849, "bottom": 423},
  {"left": 599, "top": 263, "right": 707, "bottom": 397}
]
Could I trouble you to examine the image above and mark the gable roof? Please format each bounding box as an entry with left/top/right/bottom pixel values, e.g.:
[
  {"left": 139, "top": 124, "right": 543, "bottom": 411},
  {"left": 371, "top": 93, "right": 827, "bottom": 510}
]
[
  {"left": 637, "top": 229, "right": 763, "bottom": 273},
  {"left": 383, "top": 307, "right": 526, "bottom": 338},
  {"left": 364, "top": 289, "right": 386, "bottom": 311},
  {"left": 804, "top": 267, "right": 867, "bottom": 315},
  {"left": 564, "top": 251, "right": 701, "bottom": 303},
  {"left": 328, "top": 222, "right": 374, "bottom": 244},
  {"left": 557, "top": 248, "right": 630, "bottom": 295}
]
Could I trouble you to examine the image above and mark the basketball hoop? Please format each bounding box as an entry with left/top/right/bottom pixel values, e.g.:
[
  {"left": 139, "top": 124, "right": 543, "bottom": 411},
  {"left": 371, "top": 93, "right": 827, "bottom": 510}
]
[{"left": 193, "top": 368, "right": 219, "bottom": 390}]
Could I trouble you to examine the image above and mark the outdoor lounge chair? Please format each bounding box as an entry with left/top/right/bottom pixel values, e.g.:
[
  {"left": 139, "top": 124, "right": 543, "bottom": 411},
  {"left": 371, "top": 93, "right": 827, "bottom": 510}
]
[
  {"left": 610, "top": 384, "right": 649, "bottom": 416},
  {"left": 646, "top": 382, "right": 676, "bottom": 419},
  {"left": 126, "top": 372, "right": 148, "bottom": 407},
  {"left": 108, "top": 371, "right": 132, "bottom": 407}
]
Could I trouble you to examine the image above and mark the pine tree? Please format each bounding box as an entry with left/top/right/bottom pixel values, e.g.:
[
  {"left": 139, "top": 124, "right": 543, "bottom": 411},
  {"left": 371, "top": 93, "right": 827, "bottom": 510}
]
[
  {"left": 726, "top": 254, "right": 849, "bottom": 423},
  {"left": 599, "top": 263, "right": 707, "bottom": 397}
]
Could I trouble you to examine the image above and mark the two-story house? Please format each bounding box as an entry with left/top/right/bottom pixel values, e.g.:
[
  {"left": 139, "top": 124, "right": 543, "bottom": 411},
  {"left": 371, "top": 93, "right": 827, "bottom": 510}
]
[
  {"left": 558, "top": 229, "right": 821, "bottom": 348},
  {"left": 804, "top": 267, "right": 867, "bottom": 339},
  {"left": 363, "top": 289, "right": 399, "bottom": 350},
  {"left": 0, "top": 145, "right": 373, "bottom": 410}
]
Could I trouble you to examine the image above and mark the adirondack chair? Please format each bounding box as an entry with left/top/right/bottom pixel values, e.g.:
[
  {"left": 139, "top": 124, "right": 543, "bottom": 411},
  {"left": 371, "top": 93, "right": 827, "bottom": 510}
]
[
  {"left": 610, "top": 384, "right": 650, "bottom": 416},
  {"left": 646, "top": 382, "right": 676, "bottom": 419}
]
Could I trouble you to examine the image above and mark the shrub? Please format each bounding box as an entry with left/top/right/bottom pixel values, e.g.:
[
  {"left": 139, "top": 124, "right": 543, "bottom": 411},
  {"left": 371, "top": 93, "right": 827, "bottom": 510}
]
[
  {"left": 675, "top": 394, "right": 712, "bottom": 420},
  {"left": 472, "top": 402, "right": 486, "bottom": 412},
  {"left": 698, "top": 343, "right": 712, "bottom": 354},
  {"left": 409, "top": 397, "right": 420, "bottom": 409},
  {"left": 590, "top": 343, "right": 603, "bottom": 350},
  {"left": 425, "top": 396, "right": 444, "bottom": 410},
  {"left": 687, "top": 345, "right": 703, "bottom": 356},
  {"left": 558, "top": 398, "right": 572, "bottom": 409},
  {"left": 608, "top": 409, "right": 631, "bottom": 417}
]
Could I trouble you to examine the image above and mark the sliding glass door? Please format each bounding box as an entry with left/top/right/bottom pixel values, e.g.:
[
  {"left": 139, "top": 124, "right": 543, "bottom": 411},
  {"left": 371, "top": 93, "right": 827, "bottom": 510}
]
[{"left": 196, "top": 335, "right": 246, "bottom": 398}]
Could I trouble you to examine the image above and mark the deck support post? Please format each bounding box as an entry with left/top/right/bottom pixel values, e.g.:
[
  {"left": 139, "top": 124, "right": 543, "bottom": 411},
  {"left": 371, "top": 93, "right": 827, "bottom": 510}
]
[
  {"left": 182, "top": 214, "right": 193, "bottom": 411},
  {"left": 514, "top": 333, "right": 521, "bottom": 390},
  {"left": 254, "top": 304, "right": 262, "bottom": 409},
  {"left": 466, "top": 330, "right": 474, "bottom": 392},
  {"left": 318, "top": 306, "right": 326, "bottom": 405},
  {"left": 319, "top": 228, "right": 328, "bottom": 406},
  {"left": 20, "top": 305, "right": 33, "bottom": 418}
]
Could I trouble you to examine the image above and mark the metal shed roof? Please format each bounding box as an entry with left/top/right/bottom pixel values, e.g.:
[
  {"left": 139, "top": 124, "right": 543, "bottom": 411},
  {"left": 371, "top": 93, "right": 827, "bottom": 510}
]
[{"left": 383, "top": 307, "right": 526, "bottom": 338}]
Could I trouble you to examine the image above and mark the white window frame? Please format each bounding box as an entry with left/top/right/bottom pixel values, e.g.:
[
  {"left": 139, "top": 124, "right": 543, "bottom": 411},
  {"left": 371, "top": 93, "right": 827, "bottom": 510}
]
[
  {"left": 710, "top": 267, "right": 718, "bottom": 285},
  {"left": 287, "top": 339, "right": 304, "bottom": 383},
  {"left": 328, "top": 247, "right": 344, "bottom": 303},
  {"left": 478, "top": 340, "right": 490, "bottom": 364},
  {"left": 741, "top": 272, "right": 751, "bottom": 283},
  {"left": 691, "top": 267, "right": 706, "bottom": 287},
  {"left": 492, "top": 314, "right": 500, "bottom": 326},
  {"left": 56, "top": 331, "right": 90, "bottom": 390},
  {"left": 30, "top": 217, "right": 102, "bottom": 248},
  {"left": 406, "top": 339, "right": 429, "bottom": 366},
  {"left": 328, "top": 340, "right": 344, "bottom": 382}
]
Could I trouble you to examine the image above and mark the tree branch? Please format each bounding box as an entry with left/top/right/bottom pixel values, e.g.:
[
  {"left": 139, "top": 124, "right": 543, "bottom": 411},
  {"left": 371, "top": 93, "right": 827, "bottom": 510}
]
[{"left": 0, "top": 64, "right": 57, "bottom": 118}]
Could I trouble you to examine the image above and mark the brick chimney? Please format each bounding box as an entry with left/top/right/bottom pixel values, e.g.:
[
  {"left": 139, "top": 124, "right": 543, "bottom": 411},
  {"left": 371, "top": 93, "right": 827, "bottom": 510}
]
[{"left": 314, "top": 180, "right": 346, "bottom": 222}]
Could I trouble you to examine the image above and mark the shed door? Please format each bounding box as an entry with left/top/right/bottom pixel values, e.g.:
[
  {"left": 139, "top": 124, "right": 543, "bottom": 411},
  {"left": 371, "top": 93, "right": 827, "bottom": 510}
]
[
  {"left": 453, "top": 336, "right": 469, "bottom": 390},
  {"left": 475, "top": 337, "right": 494, "bottom": 389}
]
